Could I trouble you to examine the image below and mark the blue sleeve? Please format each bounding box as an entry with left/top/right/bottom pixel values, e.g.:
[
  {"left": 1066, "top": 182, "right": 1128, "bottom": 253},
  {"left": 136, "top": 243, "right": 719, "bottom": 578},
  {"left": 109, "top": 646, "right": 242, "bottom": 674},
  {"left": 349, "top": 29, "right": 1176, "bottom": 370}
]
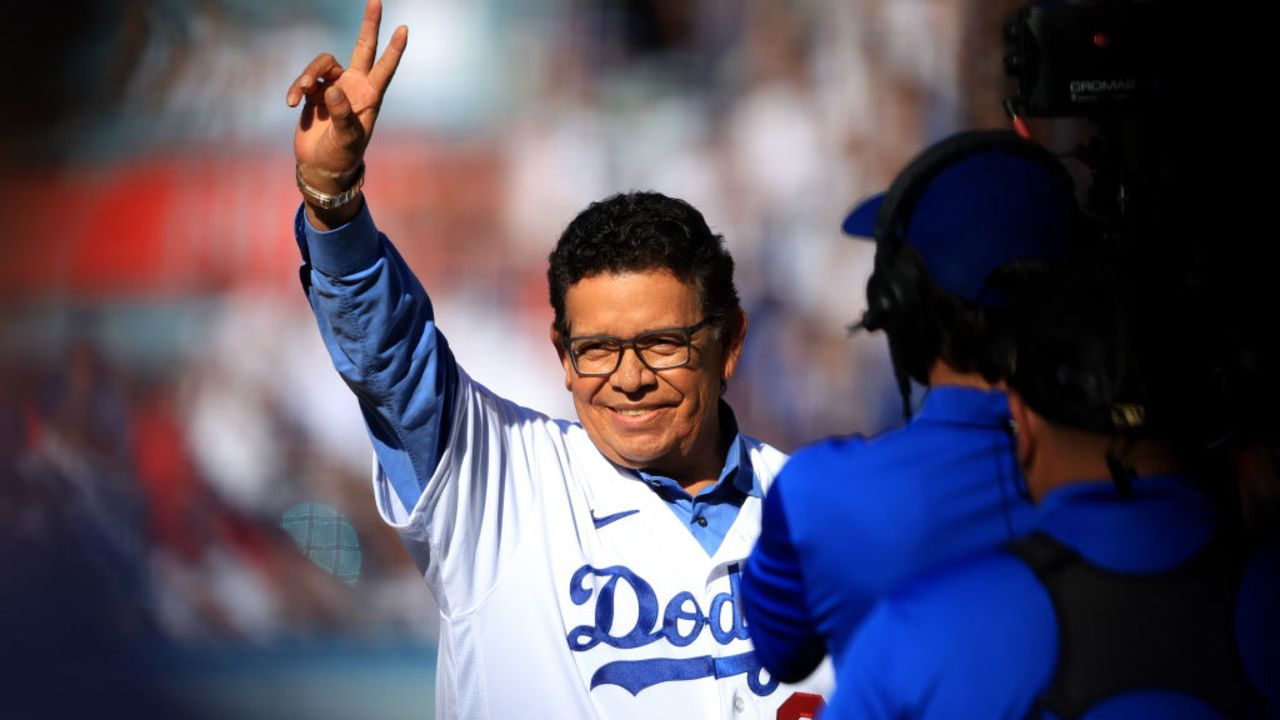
[
  {"left": 797, "top": 438, "right": 942, "bottom": 661},
  {"left": 742, "top": 477, "right": 826, "bottom": 683},
  {"left": 294, "top": 202, "right": 458, "bottom": 511},
  {"left": 1237, "top": 540, "right": 1280, "bottom": 716}
]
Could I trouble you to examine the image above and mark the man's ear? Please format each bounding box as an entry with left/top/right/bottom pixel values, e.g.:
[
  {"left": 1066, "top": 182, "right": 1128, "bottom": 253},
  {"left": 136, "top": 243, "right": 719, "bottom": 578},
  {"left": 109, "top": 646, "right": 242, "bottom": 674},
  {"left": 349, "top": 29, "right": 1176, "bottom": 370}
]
[
  {"left": 1006, "top": 389, "right": 1038, "bottom": 479},
  {"left": 719, "top": 307, "right": 749, "bottom": 385},
  {"left": 551, "top": 325, "right": 572, "bottom": 391}
]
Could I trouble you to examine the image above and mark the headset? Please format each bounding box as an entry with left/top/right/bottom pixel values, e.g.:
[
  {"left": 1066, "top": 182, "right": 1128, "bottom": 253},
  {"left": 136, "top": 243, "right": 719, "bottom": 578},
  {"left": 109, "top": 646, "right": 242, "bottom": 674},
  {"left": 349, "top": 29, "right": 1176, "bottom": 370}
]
[{"left": 850, "top": 129, "right": 1081, "bottom": 417}]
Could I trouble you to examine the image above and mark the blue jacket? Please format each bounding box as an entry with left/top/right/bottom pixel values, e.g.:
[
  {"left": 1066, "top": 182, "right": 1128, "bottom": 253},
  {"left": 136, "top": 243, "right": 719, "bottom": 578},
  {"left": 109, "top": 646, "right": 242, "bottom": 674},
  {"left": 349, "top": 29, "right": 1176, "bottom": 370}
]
[
  {"left": 741, "top": 386, "right": 1035, "bottom": 680},
  {"left": 823, "top": 474, "right": 1280, "bottom": 719}
]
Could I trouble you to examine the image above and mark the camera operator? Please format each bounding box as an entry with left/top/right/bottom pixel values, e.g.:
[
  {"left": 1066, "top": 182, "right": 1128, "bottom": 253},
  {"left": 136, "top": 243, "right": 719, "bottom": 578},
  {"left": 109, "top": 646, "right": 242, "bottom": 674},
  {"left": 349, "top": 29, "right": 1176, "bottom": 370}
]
[
  {"left": 741, "top": 129, "right": 1080, "bottom": 681},
  {"left": 820, "top": 264, "right": 1280, "bottom": 719}
]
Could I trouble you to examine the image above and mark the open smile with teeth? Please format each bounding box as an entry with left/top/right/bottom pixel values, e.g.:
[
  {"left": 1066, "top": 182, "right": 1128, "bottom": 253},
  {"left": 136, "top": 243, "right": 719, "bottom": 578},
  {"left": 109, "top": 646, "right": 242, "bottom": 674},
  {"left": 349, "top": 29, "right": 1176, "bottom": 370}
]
[{"left": 612, "top": 407, "right": 665, "bottom": 418}]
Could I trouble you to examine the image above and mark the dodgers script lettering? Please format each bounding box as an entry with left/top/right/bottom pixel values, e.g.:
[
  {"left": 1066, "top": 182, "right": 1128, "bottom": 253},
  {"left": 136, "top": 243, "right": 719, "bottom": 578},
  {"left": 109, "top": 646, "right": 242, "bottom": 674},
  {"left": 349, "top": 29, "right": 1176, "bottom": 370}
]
[{"left": 565, "top": 563, "right": 778, "bottom": 696}]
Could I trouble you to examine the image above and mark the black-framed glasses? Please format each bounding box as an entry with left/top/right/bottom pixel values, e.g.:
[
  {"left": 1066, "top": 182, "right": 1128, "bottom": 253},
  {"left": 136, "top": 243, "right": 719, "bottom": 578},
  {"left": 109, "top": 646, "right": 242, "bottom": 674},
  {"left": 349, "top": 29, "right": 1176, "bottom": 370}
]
[{"left": 565, "top": 318, "right": 714, "bottom": 377}]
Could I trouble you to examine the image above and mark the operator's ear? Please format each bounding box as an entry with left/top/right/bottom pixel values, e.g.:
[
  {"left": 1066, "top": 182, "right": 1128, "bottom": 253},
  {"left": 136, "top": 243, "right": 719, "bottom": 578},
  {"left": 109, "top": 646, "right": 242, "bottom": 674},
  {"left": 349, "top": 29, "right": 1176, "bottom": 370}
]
[
  {"left": 1006, "top": 389, "right": 1045, "bottom": 495},
  {"left": 552, "top": 325, "right": 572, "bottom": 391}
]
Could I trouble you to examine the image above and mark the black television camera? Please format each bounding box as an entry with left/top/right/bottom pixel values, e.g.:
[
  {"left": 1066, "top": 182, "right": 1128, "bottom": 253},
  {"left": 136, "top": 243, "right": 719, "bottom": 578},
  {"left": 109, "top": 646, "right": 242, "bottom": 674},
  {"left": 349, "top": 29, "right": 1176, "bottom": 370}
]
[
  {"left": 1001, "top": 0, "right": 1277, "bottom": 529},
  {"left": 1002, "top": 1, "right": 1179, "bottom": 250},
  {"left": 1003, "top": 2, "right": 1169, "bottom": 118}
]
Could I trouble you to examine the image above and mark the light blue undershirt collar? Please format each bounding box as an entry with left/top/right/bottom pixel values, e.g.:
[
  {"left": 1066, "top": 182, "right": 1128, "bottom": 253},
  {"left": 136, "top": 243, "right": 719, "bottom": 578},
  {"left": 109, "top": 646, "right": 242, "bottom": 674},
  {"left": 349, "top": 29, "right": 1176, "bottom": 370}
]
[{"left": 633, "top": 402, "right": 761, "bottom": 556}]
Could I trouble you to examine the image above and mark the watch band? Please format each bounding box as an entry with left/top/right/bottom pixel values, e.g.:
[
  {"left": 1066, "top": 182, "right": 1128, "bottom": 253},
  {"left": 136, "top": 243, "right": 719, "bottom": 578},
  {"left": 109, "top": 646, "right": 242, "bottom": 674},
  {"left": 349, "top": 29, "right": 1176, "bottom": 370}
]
[{"left": 296, "top": 163, "right": 365, "bottom": 210}]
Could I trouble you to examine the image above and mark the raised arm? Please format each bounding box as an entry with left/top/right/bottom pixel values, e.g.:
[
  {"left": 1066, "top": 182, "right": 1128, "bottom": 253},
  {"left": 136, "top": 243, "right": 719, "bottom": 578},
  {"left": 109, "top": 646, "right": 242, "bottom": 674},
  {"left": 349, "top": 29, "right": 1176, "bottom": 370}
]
[
  {"left": 285, "top": 1, "right": 455, "bottom": 515},
  {"left": 285, "top": 3, "right": 549, "bottom": 603},
  {"left": 286, "top": 0, "right": 407, "bottom": 229}
]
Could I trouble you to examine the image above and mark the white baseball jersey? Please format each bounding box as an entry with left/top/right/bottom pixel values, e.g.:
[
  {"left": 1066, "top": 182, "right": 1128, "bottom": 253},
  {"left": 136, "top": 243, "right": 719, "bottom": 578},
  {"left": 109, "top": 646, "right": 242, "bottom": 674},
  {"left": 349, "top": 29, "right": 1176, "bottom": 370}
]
[{"left": 374, "top": 366, "right": 833, "bottom": 719}]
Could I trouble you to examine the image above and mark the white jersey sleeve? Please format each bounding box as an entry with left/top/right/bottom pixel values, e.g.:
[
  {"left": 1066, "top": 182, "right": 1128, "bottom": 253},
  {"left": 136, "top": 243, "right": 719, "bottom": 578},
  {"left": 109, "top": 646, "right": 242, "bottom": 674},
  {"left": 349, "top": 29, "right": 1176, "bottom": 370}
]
[{"left": 372, "top": 366, "right": 564, "bottom": 616}]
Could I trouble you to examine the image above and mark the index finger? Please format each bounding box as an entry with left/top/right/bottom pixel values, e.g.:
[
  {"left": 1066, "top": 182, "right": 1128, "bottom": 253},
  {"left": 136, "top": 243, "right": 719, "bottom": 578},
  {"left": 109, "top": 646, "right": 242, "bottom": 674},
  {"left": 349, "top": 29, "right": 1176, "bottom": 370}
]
[
  {"left": 286, "top": 53, "right": 344, "bottom": 106},
  {"left": 350, "top": 0, "right": 383, "bottom": 73}
]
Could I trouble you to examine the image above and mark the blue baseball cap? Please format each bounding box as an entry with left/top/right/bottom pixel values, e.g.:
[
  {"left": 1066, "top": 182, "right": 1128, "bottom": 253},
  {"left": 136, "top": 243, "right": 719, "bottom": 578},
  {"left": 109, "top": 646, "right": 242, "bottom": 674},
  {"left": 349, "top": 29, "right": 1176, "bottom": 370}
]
[{"left": 843, "top": 131, "right": 1077, "bottom": 308}]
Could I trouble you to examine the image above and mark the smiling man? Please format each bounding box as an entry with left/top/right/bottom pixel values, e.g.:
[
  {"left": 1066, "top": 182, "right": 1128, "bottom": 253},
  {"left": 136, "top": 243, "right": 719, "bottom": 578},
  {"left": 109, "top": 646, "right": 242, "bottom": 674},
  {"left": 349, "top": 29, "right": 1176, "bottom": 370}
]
[
  {"left": 548, "top": 194, "right": 745, "bottom": 501},
  {"left": 284, "top": 2, "right": 829, "bottom": 718}
]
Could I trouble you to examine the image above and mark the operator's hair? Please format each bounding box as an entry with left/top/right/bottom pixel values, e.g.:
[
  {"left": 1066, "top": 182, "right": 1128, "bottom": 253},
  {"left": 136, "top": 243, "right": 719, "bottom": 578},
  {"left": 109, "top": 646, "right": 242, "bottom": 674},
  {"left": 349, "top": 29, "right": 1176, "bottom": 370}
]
[
  {"left": 1008, "top": 261, "right": 1233, "bottom": 498},
  {"left": 885, "top": 248, "right": 1033, "bottom": 389},
  {"left": 548, "top": 191, "right": 740, "bottom": 339},
  {"left": 1010, "top": 261, "right": 1204, "bottom": 442}
]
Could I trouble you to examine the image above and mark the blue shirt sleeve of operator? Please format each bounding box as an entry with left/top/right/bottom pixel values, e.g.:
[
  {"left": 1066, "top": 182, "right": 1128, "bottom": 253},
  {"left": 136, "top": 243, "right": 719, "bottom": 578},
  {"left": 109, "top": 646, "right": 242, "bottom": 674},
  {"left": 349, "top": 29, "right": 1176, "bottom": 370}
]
[
  {"left": 293, "top": 201, "right": 458, "bottom": 510},
  {"left": 741, "top": 478, "right": 826, "bottom": 683}
]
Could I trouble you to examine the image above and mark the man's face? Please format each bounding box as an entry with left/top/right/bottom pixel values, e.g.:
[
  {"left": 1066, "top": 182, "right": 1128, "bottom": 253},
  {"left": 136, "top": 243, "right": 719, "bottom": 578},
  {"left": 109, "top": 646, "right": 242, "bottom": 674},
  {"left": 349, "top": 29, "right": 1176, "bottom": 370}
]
[{"left": 553, "top": 270, "right": 745, "bottom": 481}]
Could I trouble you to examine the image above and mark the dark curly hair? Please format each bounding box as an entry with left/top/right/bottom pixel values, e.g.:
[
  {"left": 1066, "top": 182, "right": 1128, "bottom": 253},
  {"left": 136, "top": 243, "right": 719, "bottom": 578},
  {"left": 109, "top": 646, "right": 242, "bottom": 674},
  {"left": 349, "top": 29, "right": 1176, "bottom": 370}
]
[{"left": 547, "top": 191, "right": 740, "bottom": 339}]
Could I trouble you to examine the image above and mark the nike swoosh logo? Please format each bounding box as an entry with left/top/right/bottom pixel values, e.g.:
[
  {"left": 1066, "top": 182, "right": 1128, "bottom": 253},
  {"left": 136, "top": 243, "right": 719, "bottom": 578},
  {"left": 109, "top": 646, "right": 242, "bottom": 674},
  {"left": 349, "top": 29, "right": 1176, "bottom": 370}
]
[{"left": 591, "top": 509, "right": 640, "bottom": 529}]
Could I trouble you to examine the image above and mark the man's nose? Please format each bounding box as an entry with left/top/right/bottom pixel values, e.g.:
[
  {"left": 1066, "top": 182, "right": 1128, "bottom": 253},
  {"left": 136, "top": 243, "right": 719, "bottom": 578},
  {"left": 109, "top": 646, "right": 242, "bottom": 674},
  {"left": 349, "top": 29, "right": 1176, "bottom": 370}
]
[{"left": 611, "top": 346, "right": 656, "bottom": 392}]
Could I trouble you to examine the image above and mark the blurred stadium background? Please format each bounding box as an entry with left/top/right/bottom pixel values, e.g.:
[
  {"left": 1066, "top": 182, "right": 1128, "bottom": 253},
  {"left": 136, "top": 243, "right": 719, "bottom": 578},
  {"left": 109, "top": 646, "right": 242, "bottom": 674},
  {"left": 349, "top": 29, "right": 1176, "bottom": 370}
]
[{"left": 1, "top": 0, "right": 1032, "bottom": 716}]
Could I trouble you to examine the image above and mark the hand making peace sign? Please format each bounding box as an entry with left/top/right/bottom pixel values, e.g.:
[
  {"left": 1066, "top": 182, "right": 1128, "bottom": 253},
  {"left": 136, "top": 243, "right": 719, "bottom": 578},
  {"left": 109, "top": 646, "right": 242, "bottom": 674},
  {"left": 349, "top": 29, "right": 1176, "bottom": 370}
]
[{"left": 286, "top": 0, "right": 407, "bottom": 227}]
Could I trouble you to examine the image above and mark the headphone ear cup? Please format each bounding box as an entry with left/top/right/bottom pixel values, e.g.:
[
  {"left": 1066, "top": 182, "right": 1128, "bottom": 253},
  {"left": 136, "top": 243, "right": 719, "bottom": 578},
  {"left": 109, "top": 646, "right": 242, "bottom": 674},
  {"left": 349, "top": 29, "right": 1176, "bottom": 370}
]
[
  {"left": 874, "top": 245, "right": 940, "bottom": 385},
  {"left": 865, "top": 244, "right": 922, "bottom": 334},
  {"left": 861, "top": 267, "right": 895, "bottom": 332}
]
